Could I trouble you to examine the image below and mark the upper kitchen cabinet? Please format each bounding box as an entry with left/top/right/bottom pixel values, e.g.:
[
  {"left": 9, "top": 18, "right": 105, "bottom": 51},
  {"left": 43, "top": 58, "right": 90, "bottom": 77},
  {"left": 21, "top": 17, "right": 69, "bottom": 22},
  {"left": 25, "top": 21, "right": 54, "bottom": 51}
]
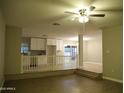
[
  {"left": 47, "top": 39, "right": 56, "bottom": 45},
  {"left": 30, "top": 38, "right": 46, "bottom": 50}
]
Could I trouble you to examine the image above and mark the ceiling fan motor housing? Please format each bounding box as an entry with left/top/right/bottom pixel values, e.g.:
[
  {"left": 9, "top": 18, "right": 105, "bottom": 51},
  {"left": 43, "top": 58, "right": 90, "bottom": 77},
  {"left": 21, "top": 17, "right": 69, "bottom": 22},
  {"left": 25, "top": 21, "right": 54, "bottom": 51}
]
[{"left": 79, "top": 9, "right": 87, "bottom": 16}]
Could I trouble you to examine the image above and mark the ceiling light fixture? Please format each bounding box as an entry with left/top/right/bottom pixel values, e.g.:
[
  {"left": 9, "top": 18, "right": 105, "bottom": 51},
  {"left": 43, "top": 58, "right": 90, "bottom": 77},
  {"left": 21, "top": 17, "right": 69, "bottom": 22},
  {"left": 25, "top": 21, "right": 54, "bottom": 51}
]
[{"left": 79, "top": 16, "right": 89, "bottom": 23}]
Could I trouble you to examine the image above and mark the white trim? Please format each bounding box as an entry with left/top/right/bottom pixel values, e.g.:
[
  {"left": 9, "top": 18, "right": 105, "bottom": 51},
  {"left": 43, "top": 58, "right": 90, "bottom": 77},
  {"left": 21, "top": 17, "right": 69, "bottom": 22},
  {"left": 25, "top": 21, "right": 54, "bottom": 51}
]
[
  {"left": 103, "top": 76, "right": 123, "bottom": 83},
  {"left": 0, "top": 79, "right": 5, "bottom": 93},
  {"left": 21, "top": 55, "right": 23, "bottom": 74}
]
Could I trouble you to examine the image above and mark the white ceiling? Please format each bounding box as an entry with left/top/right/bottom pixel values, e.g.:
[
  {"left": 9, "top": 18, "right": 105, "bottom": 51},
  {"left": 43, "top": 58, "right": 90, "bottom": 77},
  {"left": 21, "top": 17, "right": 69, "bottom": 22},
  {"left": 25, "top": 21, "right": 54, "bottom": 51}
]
[
  {"left": 1, "top": 0, "right": 123, "bottom": 40},
  {"left": 22, "top": 22, "right": 101, "bottom": 40}
]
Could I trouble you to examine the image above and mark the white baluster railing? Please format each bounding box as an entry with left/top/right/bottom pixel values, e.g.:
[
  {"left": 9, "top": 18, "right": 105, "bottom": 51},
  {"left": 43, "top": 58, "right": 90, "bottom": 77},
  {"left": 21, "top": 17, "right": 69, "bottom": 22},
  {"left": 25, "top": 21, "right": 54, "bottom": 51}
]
[{"left": 21, "top": 55, "right": 78, "bottom": 73}]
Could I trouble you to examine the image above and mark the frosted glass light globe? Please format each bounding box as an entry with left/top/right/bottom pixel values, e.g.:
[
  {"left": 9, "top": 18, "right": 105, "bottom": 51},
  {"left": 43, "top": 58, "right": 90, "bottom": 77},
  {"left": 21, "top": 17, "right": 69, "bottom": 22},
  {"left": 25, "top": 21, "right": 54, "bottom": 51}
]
[{"left": 79, "top": 16, "right": 89, "bottom": 23}]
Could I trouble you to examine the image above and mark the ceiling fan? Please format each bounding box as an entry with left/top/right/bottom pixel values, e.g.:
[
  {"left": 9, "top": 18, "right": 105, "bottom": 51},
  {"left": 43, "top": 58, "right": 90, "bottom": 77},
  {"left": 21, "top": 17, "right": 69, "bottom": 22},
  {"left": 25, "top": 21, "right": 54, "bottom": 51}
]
[{"left": 64, "top": 6, "right": 105, "bottom": 23}]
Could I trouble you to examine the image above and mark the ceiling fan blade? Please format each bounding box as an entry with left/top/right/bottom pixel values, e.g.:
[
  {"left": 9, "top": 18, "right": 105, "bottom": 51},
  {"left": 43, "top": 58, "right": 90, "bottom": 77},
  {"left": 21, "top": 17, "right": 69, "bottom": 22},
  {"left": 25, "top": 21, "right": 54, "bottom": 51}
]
[
  {"left": 89, "top": 6, "right": 96, "bottom": 11},
  {"left": 64, "top": 11, "right": 79, "bottom": 15},
  {"left": 90, "top": 14, "right": 105, "bottom": 17}
]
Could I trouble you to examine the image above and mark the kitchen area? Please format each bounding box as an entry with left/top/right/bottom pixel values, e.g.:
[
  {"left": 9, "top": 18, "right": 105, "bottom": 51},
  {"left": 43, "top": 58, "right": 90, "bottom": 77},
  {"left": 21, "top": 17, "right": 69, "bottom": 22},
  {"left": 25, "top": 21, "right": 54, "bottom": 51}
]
[{"left": 21, "top": 37, "right": 78, "bottom": 73}]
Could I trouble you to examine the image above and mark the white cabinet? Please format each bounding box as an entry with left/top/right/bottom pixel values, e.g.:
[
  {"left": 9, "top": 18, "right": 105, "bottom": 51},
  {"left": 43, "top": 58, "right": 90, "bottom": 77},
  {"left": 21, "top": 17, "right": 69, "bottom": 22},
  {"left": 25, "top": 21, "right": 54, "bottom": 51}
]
[
  {"left": 30, "top": 38, "right": 36, "bottom": 50},
  {"left": 47, "top": 39, "right": 63, "bottom": 50},
  {"left": 30, "top": 38, "right": 46, "bottom": 50},
  {"left": 37, "top": 39, "right": 46, "bottom": 50},
  {"left": 56, "top": 40, "right": 63, "bottom": 51},
  {"left": 47, "top": 39, "right": 56, "bottom": 45}
]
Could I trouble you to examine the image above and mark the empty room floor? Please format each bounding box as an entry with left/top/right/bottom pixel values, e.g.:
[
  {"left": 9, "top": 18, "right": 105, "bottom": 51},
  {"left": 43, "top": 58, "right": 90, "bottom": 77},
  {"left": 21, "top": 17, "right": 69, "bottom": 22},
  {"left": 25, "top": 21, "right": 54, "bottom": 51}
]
[{"left": 2, "top": 75, "right": 122, "bottom": 93}]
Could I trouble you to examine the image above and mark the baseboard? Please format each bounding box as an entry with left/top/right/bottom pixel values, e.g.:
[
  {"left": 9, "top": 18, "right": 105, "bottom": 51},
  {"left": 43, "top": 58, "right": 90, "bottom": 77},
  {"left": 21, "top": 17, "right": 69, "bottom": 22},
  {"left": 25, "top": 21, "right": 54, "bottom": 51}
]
[
  {"left": 0, "top": 79, "right": 5, "bottom": 93},
  {"left": 103, "top": 76, "right": 123, "bottom": 83},
  {"left": 5, "top": 69, "right": 75, "bottom": 80}
]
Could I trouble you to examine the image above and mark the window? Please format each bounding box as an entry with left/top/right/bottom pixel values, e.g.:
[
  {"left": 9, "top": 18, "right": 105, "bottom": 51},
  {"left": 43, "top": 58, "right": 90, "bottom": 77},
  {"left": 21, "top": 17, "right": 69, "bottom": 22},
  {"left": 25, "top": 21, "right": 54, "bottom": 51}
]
[
  {"left": 21, "top": 43, "right": 29, "bottom": 54},
  {"left": 64, "top": 45, "right": 77, "bottom": 60}
]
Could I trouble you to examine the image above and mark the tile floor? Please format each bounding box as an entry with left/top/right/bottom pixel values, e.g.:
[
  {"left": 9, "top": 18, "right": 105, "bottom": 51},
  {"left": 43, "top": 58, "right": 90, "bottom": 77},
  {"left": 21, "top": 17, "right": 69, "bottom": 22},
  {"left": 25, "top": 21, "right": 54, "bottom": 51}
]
[{"left": 2, "top": 75, "right": 123, "bottom": 93}]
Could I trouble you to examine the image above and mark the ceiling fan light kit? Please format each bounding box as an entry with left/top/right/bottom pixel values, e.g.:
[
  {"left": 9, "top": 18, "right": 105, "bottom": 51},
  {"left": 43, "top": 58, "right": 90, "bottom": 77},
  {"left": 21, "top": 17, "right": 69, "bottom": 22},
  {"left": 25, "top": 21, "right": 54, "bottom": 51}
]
[{"left": 79, "top": 16, "right": 89, "bottom": 23}]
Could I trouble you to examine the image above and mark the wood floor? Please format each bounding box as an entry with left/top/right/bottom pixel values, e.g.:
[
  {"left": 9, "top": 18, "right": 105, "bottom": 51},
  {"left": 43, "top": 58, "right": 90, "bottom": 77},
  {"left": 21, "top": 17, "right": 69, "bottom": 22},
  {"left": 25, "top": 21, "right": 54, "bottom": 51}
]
[{"left": 2, "top": 75, "right": 123, "bottom": 93}]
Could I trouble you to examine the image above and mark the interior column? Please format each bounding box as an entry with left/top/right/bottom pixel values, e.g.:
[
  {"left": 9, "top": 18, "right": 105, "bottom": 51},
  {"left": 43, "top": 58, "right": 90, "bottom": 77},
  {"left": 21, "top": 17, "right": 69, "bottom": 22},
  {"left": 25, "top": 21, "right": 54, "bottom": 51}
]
[{"left": 78, "top": 34, "right": 83, "bottom": 68}]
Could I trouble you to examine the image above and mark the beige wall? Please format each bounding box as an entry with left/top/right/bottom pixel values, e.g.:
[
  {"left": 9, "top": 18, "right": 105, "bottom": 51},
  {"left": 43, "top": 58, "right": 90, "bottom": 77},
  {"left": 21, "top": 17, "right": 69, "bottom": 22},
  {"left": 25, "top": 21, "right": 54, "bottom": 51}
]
[
  {"left": 83, "top": 41, "right": 88, "bottom": 62},
  {"left": 87, "top": 37, "right": 102, "bottom": 63},
  {"left": 5, "top": 26, "right": 22, "bottom": 75},
  {"left": 83, "top": 30, "right": 102, "bottom": 63},
  {"left": 0, "top": 8, "right": 5, "bottom": 88},
  {"left": 103, "top": 25, "right": 123, "bottom": 81}
]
